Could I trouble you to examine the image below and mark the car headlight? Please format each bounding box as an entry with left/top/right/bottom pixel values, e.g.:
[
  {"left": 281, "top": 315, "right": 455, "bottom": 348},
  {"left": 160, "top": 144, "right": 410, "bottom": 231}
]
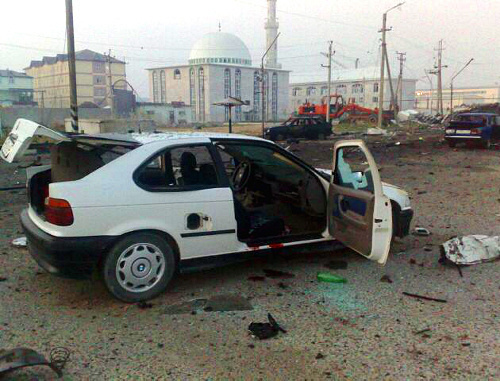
[{"left": 445, "top": 129, "right": 455, "bottom": 134}]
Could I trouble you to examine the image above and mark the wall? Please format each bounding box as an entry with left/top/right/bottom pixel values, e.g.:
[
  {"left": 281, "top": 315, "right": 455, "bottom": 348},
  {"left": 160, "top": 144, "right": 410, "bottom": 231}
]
[
  {"left": 136, "top": 104, "right": 193, "bottom": 126},
  {"left": 415, "top": 87, "right": 500, "bottom": 113}
]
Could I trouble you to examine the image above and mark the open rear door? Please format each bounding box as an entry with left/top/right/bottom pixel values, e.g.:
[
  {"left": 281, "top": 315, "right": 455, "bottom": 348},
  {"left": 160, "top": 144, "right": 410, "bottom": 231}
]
[
  {"left": 1, "top": 119, "right": 70, "bottom": 163},
  {"left": 327, "top": 140, "right": 392, "bottom": 265}
]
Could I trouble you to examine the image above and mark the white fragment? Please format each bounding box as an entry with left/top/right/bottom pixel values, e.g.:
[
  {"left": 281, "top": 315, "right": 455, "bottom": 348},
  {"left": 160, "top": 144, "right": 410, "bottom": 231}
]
[
  {"left": 442, "top": 235, "right": 500, "bottom": 265},
  {"left": 12, "top": 236, "right": 27, "bottom": 247}
]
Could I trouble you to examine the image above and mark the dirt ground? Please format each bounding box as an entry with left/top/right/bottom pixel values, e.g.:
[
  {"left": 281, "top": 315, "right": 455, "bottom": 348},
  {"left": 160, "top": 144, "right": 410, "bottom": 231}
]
[{"left": 0, "top": 130, "right": 499, "bottom": 380}]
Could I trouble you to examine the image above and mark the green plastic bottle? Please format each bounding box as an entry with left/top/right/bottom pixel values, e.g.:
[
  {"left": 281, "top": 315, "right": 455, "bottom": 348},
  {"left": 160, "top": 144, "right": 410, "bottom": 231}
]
[{"left": 317, "top": 272, "right": 347, "bottom": 283}]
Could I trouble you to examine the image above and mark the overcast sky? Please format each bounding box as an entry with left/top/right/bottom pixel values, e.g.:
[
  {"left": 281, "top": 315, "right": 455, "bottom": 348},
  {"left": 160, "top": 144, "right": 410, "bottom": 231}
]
[{"left": 2, "top": 0, "right": 499, "bottom": 98}]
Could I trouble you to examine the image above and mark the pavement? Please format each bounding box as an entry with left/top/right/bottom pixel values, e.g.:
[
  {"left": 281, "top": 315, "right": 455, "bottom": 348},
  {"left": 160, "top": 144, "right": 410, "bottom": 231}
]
[{"left": 0, "top": 131, "right": 499, "bottom": 380}]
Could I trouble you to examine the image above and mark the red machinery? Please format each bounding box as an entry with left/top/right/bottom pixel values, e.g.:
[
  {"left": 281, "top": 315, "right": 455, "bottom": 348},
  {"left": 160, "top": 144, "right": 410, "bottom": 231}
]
[{"left": 298, "top": 95, "right": 392, "bottom": 124}]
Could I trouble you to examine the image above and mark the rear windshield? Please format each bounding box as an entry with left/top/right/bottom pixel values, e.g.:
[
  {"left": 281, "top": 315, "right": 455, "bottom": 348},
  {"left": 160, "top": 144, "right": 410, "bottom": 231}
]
[{"left": 451, "top": 115, "right": 488, "bottom": 125}]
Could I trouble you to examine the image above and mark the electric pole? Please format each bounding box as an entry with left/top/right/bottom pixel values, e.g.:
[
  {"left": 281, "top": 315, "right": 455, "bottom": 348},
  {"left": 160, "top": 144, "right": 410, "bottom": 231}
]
[
  {"left": 377, "top": 2, "right": 404, "bottom": 129},
  {"left": 424, "top": 69, "right": 434, "bottom": 114},
  {"left": 106, "top": 49, "right": 114, "bottom": 116},
  {"left": 65, "top": 0, "right": 78, "bottom": 132},
  {"left": 396, "top": 52, "right": 406, "bottom": 111},
  {"left": 434, "top": 40, "right": 447, "bottom": 114},
  {"left": 321, "top": 41, "right": 334, "bottom": 123},
  {"left": 384, "top": 48, "right": 397, "bottom": 111}
]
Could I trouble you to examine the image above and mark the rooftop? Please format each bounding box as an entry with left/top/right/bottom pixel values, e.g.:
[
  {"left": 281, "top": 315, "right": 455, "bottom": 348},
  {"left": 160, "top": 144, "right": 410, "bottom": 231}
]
[
  {"left": 0, "top": 70, "right": 32, "bottom": 78},
  {"left": 26, "top": 49, "right": 125, "bottom": 69}
]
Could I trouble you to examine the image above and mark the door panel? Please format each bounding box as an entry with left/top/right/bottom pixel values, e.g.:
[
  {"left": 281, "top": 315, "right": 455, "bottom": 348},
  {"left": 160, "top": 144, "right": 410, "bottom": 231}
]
[{"left": 327, "top": 140, "right": 392, "bottom": 264}]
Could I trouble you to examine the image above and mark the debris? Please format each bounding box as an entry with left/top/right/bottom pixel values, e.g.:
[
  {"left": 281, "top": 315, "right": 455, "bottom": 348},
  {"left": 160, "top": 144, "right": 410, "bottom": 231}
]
[
  {"left": 409, "top": 258, "right": 417, "bottom": 265},
  {"left": 413, "top": 227, "right": 431, "bottom": 236},
  {"left": 0, "top": 277, "right": 7, "bottom": 282},
  {"left": 262, "top": 269, "right": 295, "bottom": 279},
  {"left": 414, "top": 328, "right": 431, "bottom": 335},
  {"left": 248, "top": 313, "right": 286, "bottom": 340},
  {"left": 277, "top": 282, "right": 288, "bottom": 289},
  {"left": 402, "top": 292, "right": 447, "bottom": 303},
  {"left": 137, "top": 302, "right": 153, "bottom": 309},
  {"left": 0, "top": 347, "right": 66, "bottom": 378},
  {"left": 11, "top": 237, "right": 27, "bottom": 247},
  {"left": 165, "top": 295, "right": 253, "bottom": 315},
  {"left": 455, "top": 264, "right": 463, "bottom": 277},
  {"left": 324, "top": 260, "right": 348, "bottom": 270},
  {"left": 366, "top": 128, "right": 388, "bottom": 136},
  {"left": 49, "top": 347, "right": 70, "bottom": 373},
  {"left": 417, "top": 191, "right": 427, "bottom": 195},
  {"left": 380, "top": 275, "right": 393, "bottom": 283},
  {"left": 317, "top": 272, "right": 347, "bottom": 283},
  {"left": 441, "top": 235, "right": 500, "bottom": 265},
  {"left": 315, "top": 353, "right": 325, "bottom": 360},
  {"left": 0, "top": 186, "right": 25, "bottom": 192},
  {"left": 248, "top": 275, "right": 266, "bottom": 282}
]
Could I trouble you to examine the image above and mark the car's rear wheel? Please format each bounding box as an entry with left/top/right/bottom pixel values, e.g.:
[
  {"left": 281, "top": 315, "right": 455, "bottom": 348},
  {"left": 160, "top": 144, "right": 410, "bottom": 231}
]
[{"left": 103, "top": 232, "right": 176, "bottom": 303}]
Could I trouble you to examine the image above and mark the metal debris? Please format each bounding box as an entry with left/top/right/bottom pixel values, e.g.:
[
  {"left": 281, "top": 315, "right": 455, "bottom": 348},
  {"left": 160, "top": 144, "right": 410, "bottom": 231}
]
[
  {"left": 165, "top": 295, "right": 253, "bottom": 315},
  {"left": 441, "top": 235, "right": 500, "bottom": 265},
  {"left": 0, "top": 347, "right": 66, "bottom": 378},
  {"left": 402, "top": 292, "right": 447, "bottom": 303},
  {"left": 11, "top": 237, "right": 27, "bottom": 247},
  {"left": 248, "top": 313, "right": 287, "bottom": 340},
  {"left": 413, "top": 227, "right": 431, "bottom": 236}
]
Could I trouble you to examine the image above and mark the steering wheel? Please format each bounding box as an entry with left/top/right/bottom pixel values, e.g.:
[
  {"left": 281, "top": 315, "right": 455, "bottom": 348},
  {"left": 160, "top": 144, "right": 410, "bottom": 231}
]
[{"left": 232, "top": 161, "right": 252, "bottom": 192}]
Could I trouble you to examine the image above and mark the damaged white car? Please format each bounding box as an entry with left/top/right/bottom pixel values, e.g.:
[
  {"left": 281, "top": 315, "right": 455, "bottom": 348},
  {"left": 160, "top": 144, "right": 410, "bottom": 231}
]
[{"left": 1, "top": 119, "right": 413, "bottom": 302}]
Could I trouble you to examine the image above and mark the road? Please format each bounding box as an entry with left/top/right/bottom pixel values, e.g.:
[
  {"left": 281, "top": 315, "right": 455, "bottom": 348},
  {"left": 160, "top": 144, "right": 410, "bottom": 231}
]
[{"left": 0, "top": 132, "right": 499, "bottom": 380}]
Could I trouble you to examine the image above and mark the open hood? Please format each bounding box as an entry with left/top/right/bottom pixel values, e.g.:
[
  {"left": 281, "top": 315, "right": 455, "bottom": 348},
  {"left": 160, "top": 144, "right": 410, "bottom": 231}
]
[{"left": 1, "top": 119, "right": 140, "bottom": 163}]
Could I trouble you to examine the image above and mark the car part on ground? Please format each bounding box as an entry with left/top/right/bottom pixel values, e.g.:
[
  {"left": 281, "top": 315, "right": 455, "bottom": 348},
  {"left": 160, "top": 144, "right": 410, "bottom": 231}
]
[
  {"left": 0, "top": 347, "right": 70, "bottom": 378},
  {"left": 441, "top": 235, "right": 500, "bottom": 265},
  {"left": 248, "top": 313, "right": 287, "bottom": 340}
]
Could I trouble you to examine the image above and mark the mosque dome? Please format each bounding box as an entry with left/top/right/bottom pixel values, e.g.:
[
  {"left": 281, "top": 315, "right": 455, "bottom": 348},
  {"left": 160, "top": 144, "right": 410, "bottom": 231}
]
[{"left": 189, "top": 32, "right": 252, "bottom": 66}]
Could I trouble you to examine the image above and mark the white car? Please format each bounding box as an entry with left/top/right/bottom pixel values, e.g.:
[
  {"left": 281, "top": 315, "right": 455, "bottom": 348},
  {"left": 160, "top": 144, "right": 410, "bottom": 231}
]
[{"left": 1, "top": 119, "right": 413, "bottom": 302}]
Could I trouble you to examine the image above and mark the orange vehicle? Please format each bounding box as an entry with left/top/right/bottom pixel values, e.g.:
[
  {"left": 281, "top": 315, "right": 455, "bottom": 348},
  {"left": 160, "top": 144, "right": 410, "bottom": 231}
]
[{"left": 298, "top": 95, "right": 393, "bottom": 125}]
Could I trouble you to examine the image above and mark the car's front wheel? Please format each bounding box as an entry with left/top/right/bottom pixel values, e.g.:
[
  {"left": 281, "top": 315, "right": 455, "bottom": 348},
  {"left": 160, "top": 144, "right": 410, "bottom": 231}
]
[{"left": 103, "top": 232, "right": 176, "bottom": 302}]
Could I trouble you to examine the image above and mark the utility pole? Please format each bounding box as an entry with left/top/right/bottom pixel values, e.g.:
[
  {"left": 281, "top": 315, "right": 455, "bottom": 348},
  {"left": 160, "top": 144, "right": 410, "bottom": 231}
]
[
  {"left": 106, "top": 49, "right": 114, "bottom": 117},
  {"left": 434, "top": 40, "right": 447, "bottom": 114},
  {"left": 424, "top": 69, "right": 434, "bottom": 114},
  {"left": 321, "top": 41, "right": 333, "bottom": 123},
  {"left": 377, "top": 2, "right": 404, "bottom": 129},
  {"left": 396, "top": 52, "right": 406, "bottom": 111},
  {"left": 65, "top": 0, "right": 78, "bottom": 132},
  {"left": 384, "top": 48, "right": 397, "bottom": 111},
  {"left": 261, "top": 32, "right": 280, "bottom": 137}
]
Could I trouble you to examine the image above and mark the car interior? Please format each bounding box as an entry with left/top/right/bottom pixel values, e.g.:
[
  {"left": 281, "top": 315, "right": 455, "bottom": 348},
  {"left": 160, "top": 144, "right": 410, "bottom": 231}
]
[{"left": 215, "top": 142, "right": 327, "bottom": 243}]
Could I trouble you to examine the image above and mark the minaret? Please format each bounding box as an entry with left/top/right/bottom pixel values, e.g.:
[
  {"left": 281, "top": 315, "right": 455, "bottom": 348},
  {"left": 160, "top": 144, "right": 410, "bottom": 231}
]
[{"left": 265, "top": 0, "right": 281, "bottom": 69}]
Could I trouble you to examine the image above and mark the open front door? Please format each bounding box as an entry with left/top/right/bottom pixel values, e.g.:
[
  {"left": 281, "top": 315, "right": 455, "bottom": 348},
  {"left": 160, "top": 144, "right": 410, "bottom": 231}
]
[{"left": 327, "top": 140, "right": 392, "bottom": 265}]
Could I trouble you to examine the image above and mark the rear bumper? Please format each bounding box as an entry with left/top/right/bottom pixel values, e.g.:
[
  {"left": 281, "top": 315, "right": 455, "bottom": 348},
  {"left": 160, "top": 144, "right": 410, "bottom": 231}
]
[
  {"left": 445, "top": 135, "right": 482, "bottom": 140},
  {"left": 21, "top": 209, "right": 115, "bottom": 279},
  {"left": 394, "top": 208, "right": 413, "bottom": 238}
]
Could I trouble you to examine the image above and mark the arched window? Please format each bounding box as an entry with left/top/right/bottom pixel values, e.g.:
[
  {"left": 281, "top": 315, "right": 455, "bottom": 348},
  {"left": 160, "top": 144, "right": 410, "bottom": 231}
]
[
  {"left": 292, "top": 87, "right": 301, "bottom": 96},
  {"left": 352, "top": 83, "right": 363, "bottom": 94},
  {"left": 224, "top": 68, "right": 231, "bottom": 122},
  {"left": 306, "top": 86, "right": 316, "bottom": 96},
  {"left": 152, "top": 71, "right": 159, "bottom": 103},
  {"left": 320, "top": 86, "right": 328, "bottom": 96},
  {"left": 263, "top": 72, "right": 269, "bottom": 120},
  {"left": 271, "top": 73, "right": 278, "bottom": 121},
  {"left": 190, "top": 68, "right": 196, "bottom": 121},
  {"left": 174, "top": 69, "right": 181, "bottom": 80},
  {"left": 160, "top": 71, "right": 166, "bottom": 103},
  {"left": 253, "top": 72, "right": 260, "bottom": 119},
  {"left": 198, "top": 67, "right": 205, "bottom": 122},
  {"left": 235, "top": 69, "right": 242, "bottom": 122}
]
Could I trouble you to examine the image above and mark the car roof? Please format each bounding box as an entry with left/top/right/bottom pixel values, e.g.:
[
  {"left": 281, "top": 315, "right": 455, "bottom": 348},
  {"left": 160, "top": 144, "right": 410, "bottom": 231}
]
[{"left": 457, "top": 112, "right": 497, "bottom": 116}]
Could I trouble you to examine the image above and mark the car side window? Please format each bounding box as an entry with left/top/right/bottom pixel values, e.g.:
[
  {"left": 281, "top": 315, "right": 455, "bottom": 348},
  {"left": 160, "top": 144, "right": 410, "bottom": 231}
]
[
  {"left": 335, "top": 147, "right": 374, "bottom": 193},
  {"left": 136, "top": 145, "right": 220, "bottom": 191}
]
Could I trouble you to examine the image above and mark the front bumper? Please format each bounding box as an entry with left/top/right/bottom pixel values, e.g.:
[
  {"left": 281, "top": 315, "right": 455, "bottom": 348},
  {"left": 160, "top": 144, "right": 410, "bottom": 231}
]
[
  {"left": 394, "top": 208, "right": 413, "bottom": 238},
  {"left": 21, "top": 209, "right": 115, "bottom": 279}
]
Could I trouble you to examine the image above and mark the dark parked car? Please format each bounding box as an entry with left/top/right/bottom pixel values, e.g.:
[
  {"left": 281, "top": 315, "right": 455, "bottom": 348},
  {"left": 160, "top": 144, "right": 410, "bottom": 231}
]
[
  {"left": 445, "top": 113, "right": 500, "bottom": 148},
  {"left": 264, "top": 116, "right": 332, "bottom": 141}
]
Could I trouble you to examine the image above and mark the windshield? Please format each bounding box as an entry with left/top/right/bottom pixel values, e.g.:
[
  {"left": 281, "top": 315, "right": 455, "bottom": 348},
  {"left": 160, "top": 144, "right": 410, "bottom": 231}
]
[{"left": 451, "top": 114, "right": 488, "bottom": 125}]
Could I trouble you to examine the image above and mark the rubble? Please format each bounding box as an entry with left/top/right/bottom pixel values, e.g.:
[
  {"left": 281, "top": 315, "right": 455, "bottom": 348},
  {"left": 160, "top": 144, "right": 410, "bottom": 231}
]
[
  {"left": 248, "top": 313, "right": 286, "bottom": 340},
  {"left": 441, "top": 235, "right": 500, "bottom": 265},
  {"left": 0, "top": 347, "right": 69, "bottom": 378}
]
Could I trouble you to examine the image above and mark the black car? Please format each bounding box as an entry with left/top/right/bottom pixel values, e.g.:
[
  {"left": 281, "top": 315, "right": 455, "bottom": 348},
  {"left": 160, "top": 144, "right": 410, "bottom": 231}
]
[{"left": 264, "top": 116, "right": 332, "bottom": 141}]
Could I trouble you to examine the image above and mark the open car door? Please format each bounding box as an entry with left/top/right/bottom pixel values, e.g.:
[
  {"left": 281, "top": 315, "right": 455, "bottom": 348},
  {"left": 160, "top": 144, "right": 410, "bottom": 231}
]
[{"left": 327, "top": 140, "right": 392, "bottom": 265}]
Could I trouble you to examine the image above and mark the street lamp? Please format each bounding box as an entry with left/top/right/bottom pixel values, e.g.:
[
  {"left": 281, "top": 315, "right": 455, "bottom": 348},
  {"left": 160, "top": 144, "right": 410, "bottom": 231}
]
[
  {"left": 450, "top": 58, "right": 474, "bottom": 113},
  {"left": 261, "top": 32, "right": 280, "bottom": 138}
]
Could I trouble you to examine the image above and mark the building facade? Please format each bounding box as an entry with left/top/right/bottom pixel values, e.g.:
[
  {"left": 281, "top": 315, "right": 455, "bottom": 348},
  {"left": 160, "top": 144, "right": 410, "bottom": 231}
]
[
  {"left": 136, "top": 102, "right": 193, "bottom": 126},
  {"left": 0, "top": 70, "right": 34, "bottom": 106},
  {"left": 25, "top": 49, "right": 126, "bottom": 108},
  {"left": 289, "top": 67, "right": 417, "bottom": 114},
  {"left": 415, "top": 86, "right": 500, "bottom": 113}
]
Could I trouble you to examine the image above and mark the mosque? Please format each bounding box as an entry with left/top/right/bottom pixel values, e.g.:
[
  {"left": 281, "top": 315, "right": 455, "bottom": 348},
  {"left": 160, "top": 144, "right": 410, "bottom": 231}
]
[{"left": 146, "top": 0, "right": 290, "bottom": 123}]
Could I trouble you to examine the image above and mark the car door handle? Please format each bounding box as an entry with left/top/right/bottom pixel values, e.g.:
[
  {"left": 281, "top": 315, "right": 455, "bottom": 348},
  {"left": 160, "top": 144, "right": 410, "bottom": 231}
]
[
  {"left": 340, "top": 198, "right": 350, "bottom": 211},
  {"left": 374, "top": 218, "right": 383, "bottom": 223}
]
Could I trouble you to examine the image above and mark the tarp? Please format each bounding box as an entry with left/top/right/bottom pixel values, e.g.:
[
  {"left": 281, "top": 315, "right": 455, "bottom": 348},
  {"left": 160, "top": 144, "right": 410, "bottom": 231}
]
[{"left": 442, "top": 235, "right": 500, "bottom": 265}]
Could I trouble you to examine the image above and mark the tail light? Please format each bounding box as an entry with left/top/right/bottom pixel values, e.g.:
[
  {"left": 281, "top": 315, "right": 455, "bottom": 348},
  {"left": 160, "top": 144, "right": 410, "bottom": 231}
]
[
  {"left": 471, "top": 128, "right": 481, "bottom": 135},
  {"left": 44, "top": 197, "right": 74, "bottom": 226}
]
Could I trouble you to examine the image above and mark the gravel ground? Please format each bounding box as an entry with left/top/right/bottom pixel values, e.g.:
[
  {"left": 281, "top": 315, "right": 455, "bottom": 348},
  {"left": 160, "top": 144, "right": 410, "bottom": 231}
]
[{"left": 0, "top": 132, "right": 499, "bottom": 380}]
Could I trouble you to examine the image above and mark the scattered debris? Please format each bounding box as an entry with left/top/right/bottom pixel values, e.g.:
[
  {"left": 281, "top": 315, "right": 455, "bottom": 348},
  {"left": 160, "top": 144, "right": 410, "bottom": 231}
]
[
  {"left": 455, "top": 264, "right": 463, "bottom": 278},
  {"left": 0, "top": 186, "right": 25, "bottom": 192},
  {"left": 324, "top": 260, "right": 348, "bottom": 270},
  {"left": 247, "top": 275, "right": 266, "bottom": 282},
  {"left": 409, "top": 258, "right": 417, "bottom": 265},
  {"left": 248, "top": 313, "right": 286, "bottom": 340},
  {"left": 137, "top": 302, "right": 153, "bottom": 309},
  {"left": 277, "top": 282, "right": 288, "bottom": 289},
  {"left": 441, "top": 235, "right": 500, "bottom": 265},
  {"left": 414, "top": 328, "right": 431, "bottom": 335},
  {"left": 413, "top": 227, "right": 431, "bottom": 236},
  {"left": 315, "top": 352, "right": 325, "bottom": 360},
  {"left": 417, "top": 191, "right": 427, "bottom": 195},
  {"left": 0, "top": 277, "right": 7, "bottom": 282},
  {"left": 366, "top": 128, "right": 388, "bottom": 136},
  {"left": 380, "top": 275, "right": 393, "bottom": 283},
  {"left": 262, "top": 269, "right": 295, "bottom": 279},
  {"left": 11, "top": 237, "right": 27, "bottom": 247},
  {"left": 165, "top": 295, "right": 253, "bottom": 315},
  {"left": 402, "top": 292, "right": 447, "bottom": 303},
  {"left": 317, "top": 272, "right": 347, "bottom": 283},
  {"left": 0, "top": 347, "right": 68, "bottom": 378}
]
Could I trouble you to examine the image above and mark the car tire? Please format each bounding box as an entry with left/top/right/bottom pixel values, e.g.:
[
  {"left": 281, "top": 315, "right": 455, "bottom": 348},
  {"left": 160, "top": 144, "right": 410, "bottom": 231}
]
[
  {"left": 102, "top": 232, "right": 176, "bottom": 303},
  {"left": 447, "top": 140, "right": 456, "bottom": 148}
]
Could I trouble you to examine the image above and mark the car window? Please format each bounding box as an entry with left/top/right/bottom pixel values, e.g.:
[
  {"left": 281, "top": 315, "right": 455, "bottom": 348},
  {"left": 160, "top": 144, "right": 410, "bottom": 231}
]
[
  {"left": 136, "top": 145, "right": 220, "bottom": 191},
  {"left": 335, "top": 147, "right": 374, "bottom": 193}
]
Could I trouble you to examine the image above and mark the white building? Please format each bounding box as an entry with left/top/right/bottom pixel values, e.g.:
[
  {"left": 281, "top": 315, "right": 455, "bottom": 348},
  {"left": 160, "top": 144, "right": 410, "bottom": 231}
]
[
  {"left": 289, "top": 66, "right": 417, "bottom": 113},
  {"left": 146, "top": 1, "right": 289, "bottom": 123}
]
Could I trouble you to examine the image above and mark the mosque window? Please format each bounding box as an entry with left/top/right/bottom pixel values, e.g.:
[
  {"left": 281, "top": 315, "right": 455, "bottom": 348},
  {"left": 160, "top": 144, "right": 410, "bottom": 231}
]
[
  {"left": 174, "top": 69, "right": 181, "bottom": 80},
  {"left": 190, "top": 68, "right": 197, "bottom": 121},
  {"left": 198, "top": 67, "right": 205, "bottom": 122},
  {"left": 152, "top": 71, "right": 159, "bottom": 103},
  {"left": 160, "top": 70, "right": 166, "bottom": 103},
  {"left": 235, "top": 69, "right": 242, "bottom": 121},
  {"left": 253, "top": 71, "right": 260, "bottom": 118},
  {"left": 320, "top": 86, "right": 328, "bottom": 95},
  {"left": 224, "top": 68, "right": 232, "bottom": 121},
  {"left": 272, "top": 72, "right": 278, "bottom": 121},
  {"left": 306, "top": 87, "right": 316, "bottom": 96}
]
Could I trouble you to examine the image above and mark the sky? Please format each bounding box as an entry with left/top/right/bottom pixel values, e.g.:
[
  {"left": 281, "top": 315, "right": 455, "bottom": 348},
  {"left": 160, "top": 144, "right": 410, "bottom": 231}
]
[{"left": 1, "top": 0, "right": 499, "bottom": 98}]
